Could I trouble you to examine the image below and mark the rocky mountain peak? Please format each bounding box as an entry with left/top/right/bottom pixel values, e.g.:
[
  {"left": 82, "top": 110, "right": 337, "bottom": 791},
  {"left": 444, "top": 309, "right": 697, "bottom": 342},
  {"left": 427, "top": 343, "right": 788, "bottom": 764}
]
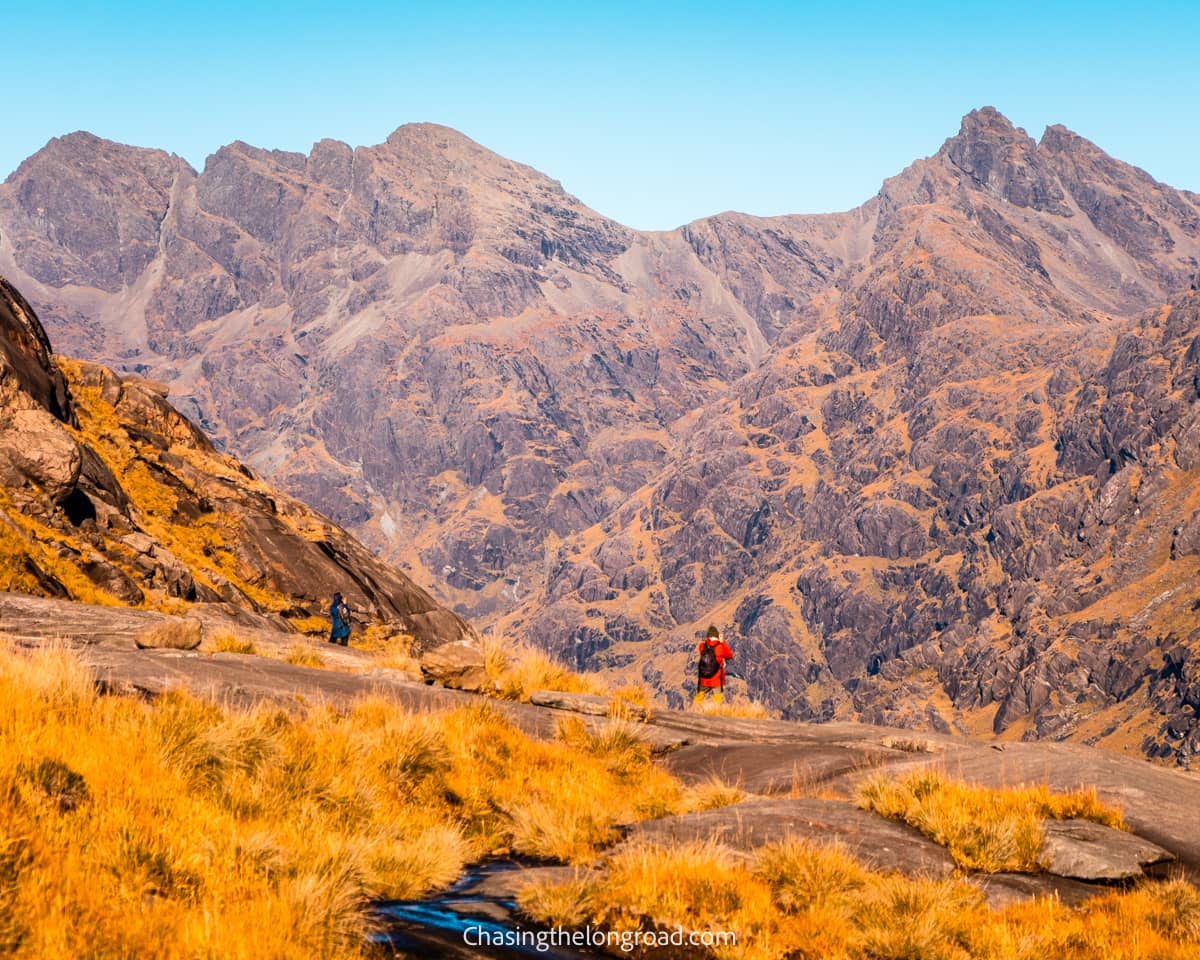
[
  {"left": 385, "top": 121, "right": 480, "bottom": 147},
  {"left": 1038, "top": 122, "right": 1093, "bottom": 155},
  {"left": 379, "top": 121, "right": 572, "bottom": 202},
  {"left": 940, "top": 106, "right": 1071, "bottom": 214},
  {"left": 942, "top": 106, "right": 1035, "bottom": 174},
  {"left": 205, "top": 139, "right": 308, "bottom": 172},
  {"left": 1, "top": 133, "right": 186, "bottom": 295},
  {"left": 950, "top": 105, "right": 1034, "bottom": 149}
]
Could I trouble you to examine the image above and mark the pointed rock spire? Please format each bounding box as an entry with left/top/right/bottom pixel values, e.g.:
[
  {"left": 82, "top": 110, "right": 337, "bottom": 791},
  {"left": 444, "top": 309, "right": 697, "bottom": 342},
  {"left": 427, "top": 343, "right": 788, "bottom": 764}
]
[{"left": 942, "top": 106, "right": 1071, "bottom": 215}]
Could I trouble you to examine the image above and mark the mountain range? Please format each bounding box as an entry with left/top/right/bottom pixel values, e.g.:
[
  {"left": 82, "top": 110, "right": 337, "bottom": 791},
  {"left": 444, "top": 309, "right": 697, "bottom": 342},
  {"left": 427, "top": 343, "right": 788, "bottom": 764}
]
[{"left": 2, "top": 106, "right": 1199, "bottom": 764}]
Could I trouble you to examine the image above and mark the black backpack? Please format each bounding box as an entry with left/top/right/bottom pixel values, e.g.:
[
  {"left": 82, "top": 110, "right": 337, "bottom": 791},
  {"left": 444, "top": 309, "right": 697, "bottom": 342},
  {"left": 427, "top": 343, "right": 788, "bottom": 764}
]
[{"left": 698, "top": 643, "right": 721, "bottom": 680}]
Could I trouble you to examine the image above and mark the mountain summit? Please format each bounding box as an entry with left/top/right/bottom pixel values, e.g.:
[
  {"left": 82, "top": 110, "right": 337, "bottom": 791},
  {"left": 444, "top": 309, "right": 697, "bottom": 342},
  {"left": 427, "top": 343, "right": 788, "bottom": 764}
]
[{"left": 2, "top": 109, "right": 1200, "bottom": 763}]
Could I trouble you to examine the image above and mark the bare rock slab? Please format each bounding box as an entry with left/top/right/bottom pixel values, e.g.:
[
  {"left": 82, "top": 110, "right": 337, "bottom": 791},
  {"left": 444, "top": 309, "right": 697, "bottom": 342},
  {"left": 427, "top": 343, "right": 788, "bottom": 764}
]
[
  {"left": 663, "top": 741, "right": 889, "bottom": 795},
  {"left": 528, "top": 690, "right": 648, "bottom": 720},
  {"left": 624, "top": 797, "right": 956, "bottom": 878},
  {"left": 970, "top": 872, "right": 1111, "bottom": 909},
  {"left": 1040, "top": 819, "right": 1174, "bottom": 881}
]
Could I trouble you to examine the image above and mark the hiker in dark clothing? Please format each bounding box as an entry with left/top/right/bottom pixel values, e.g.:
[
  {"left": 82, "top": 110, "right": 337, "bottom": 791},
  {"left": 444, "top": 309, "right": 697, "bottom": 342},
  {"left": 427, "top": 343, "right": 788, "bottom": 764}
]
[
  {"left": 694, "top": 624, "right": 733, "bottom": 705},
  {"left": 329, "top": 592, "right": 351, "bottom": 646}
]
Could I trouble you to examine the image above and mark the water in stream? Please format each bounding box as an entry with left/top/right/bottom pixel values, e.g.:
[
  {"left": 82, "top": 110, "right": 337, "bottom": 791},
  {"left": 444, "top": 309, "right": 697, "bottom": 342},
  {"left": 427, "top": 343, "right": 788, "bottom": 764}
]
[{"left": 371, "top": 861, "right": 602, "bottom": 959}]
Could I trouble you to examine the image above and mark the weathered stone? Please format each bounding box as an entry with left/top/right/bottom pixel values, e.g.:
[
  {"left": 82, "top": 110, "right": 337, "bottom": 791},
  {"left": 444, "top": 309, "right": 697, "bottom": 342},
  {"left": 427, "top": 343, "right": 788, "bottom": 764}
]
[
  {"left": 133, "top": 619, "right": 203, "bottom": 651},
  {"left": 0, "top": 408, "right": 83, "bottom": 502},
  {"left": 81, "top": 556, "right": 144, "bottom": 605},
  {"left": 970, "top": 872, "right": 1113, "bottom": 910},
  {"left": 121, "top": 532, "right": 156, "bottom": 555},
  {"left": 420, "top": 641, "right": 490, "bottom": 692},
  {"left": 0, "top": 276, "right": 74, "bottom": 421},
  {"left": 149, "top": 546, "right": 196, "bottom": 599},
  {"left": 1172, "top": 511, "right": 1200, "bottom": 559},
  {"left": 1039, "top": 819, "right": 1174, "bottom": 881}
]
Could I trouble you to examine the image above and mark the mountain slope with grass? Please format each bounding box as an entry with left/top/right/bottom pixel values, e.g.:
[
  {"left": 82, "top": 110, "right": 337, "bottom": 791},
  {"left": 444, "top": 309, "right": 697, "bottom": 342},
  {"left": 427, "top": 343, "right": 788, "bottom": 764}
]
[{"left": 0, "top": 275, "right": 471, "bottom": 649}]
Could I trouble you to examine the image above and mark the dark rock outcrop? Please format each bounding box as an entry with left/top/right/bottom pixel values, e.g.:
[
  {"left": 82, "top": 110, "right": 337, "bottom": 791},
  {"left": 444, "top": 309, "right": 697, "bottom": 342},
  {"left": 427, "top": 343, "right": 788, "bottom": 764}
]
[
  {"left": 0, "top": 277, "right": 474, "bottom": 651},
  {"left": 626, "top": 797, "right": 958, "bottom": 878}
]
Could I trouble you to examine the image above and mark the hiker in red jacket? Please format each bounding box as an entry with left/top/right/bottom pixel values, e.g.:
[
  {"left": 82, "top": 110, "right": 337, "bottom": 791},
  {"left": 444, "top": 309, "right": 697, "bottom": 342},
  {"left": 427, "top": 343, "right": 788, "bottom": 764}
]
[{"left": 694, "top": 624, "right": 733, "bottom": 705}]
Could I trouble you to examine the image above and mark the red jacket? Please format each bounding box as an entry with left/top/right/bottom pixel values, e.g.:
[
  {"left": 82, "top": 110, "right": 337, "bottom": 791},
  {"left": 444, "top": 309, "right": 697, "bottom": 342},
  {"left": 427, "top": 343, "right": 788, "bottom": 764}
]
[{"left": 697, "top": 638, "right": 734, "bottom": 688}]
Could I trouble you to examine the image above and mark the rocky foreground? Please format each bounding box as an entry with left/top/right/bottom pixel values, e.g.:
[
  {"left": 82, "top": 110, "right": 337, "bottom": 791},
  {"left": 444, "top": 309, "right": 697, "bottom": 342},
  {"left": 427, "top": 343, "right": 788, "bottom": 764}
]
[{"left": 6, "top": 593, "right": 1196, "bottom": 916}]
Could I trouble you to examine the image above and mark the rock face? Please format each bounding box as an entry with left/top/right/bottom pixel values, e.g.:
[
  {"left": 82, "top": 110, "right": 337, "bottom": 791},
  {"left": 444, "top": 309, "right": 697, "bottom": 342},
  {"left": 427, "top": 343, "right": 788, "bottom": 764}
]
[
  {"left": 529, "top": 689, "right": 648, "bottom": 720},
  {"left": 0, "top": 278, "right": 473, "bottom": 650},
  {"left": 5, "top": 109, "right": 1200, "bottom": 763}
]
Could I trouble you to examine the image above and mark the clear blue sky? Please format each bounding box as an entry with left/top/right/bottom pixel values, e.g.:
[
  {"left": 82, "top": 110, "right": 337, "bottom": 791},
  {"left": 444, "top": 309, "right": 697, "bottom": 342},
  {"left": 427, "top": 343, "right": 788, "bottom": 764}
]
[{"left": 5, "top": 1, "right": 1198, "bottom": 230}]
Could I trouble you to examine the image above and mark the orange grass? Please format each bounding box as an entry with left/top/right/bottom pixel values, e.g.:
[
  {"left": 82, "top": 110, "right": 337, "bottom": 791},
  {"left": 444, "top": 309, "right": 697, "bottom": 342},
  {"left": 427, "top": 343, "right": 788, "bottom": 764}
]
[
  {"left": 858, "top": 768, "right": 1126, "bottom": 872},
  {"left": 520, "top": 839, "right": 1200, "bottom": 960},
  {"left": 0, "top": 641, "right": 692, "bottom": 959}
]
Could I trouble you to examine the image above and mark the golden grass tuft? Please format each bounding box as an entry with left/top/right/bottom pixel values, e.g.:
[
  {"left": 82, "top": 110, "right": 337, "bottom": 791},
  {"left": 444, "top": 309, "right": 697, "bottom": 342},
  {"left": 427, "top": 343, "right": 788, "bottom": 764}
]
[
  {"left": 284, "top": 645, "right": 326, "bottom": 668},
  {"left": 286, "top": 614, "right": 332, "bottom": 636},
  {"left": 555, "top": 715, "right": 652, "bottom": 772},
  {"left": 134, "top": 619, "right": 203, "bottom": 650},
  {"left": 857, "top": 768, "right": 1126, "bottom": 872},
  {"left": 207, "top": 630, "right": 257, "bottom": 655},
  {"left": 438, "top": 704, "right": 682, "bottom": 862},
  {"left": 682, "top": 775, "right": 749, "bottom": 811},
  {"left": 608, "top": 682, "right": 654, "bottom": 720},
  {"left": 357, "top": 625, "right": 421, "bottom": 673},
  {"left": 0, "top": 642, "right": 697, "bottom": 958},
  {"left": 484, "top": 635, "right": 608, "bottom": 701},
  {"left": 693, "top": 697, "right": 777, "bottom": 719},
  {"left": 515, "top": 871, "right": 599, "bottom": 929}
]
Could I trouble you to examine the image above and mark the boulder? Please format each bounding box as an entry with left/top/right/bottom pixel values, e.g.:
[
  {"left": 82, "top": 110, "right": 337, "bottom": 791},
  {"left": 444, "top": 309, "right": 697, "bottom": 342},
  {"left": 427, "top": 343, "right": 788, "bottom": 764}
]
[
  {"left": 134, "top": 619, "right": 203, "bottom": 651},
  {"left": 420, "top": 641, "right": 491, "bottom": 693},
  {"left": 121, "top": 532, "right": 156, "bottom": 555},
  {"left": 151, "top": 546, "right": 197, "bottom": 599},
  {"left": 1039, "top": 819, "right": 1174, "bottom": 881},
  {"left": 970, "top": 872, "right": 1113, "bottom": 909},
  {"left": 1172, "top": 511, "right": 1200, "bottom": 559}
]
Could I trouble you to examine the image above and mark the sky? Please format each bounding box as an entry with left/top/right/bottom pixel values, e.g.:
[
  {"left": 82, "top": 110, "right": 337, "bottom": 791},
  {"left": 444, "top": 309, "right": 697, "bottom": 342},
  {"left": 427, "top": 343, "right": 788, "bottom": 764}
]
[{"left": 4, "top": 1, "right": 1198, "bottom": 231}]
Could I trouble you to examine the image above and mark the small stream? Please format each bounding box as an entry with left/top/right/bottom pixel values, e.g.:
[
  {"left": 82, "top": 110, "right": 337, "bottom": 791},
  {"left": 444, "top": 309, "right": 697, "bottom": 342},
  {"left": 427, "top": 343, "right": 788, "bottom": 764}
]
[{"left": 371, "top": 861, "right": 602, "bottom": 959}]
